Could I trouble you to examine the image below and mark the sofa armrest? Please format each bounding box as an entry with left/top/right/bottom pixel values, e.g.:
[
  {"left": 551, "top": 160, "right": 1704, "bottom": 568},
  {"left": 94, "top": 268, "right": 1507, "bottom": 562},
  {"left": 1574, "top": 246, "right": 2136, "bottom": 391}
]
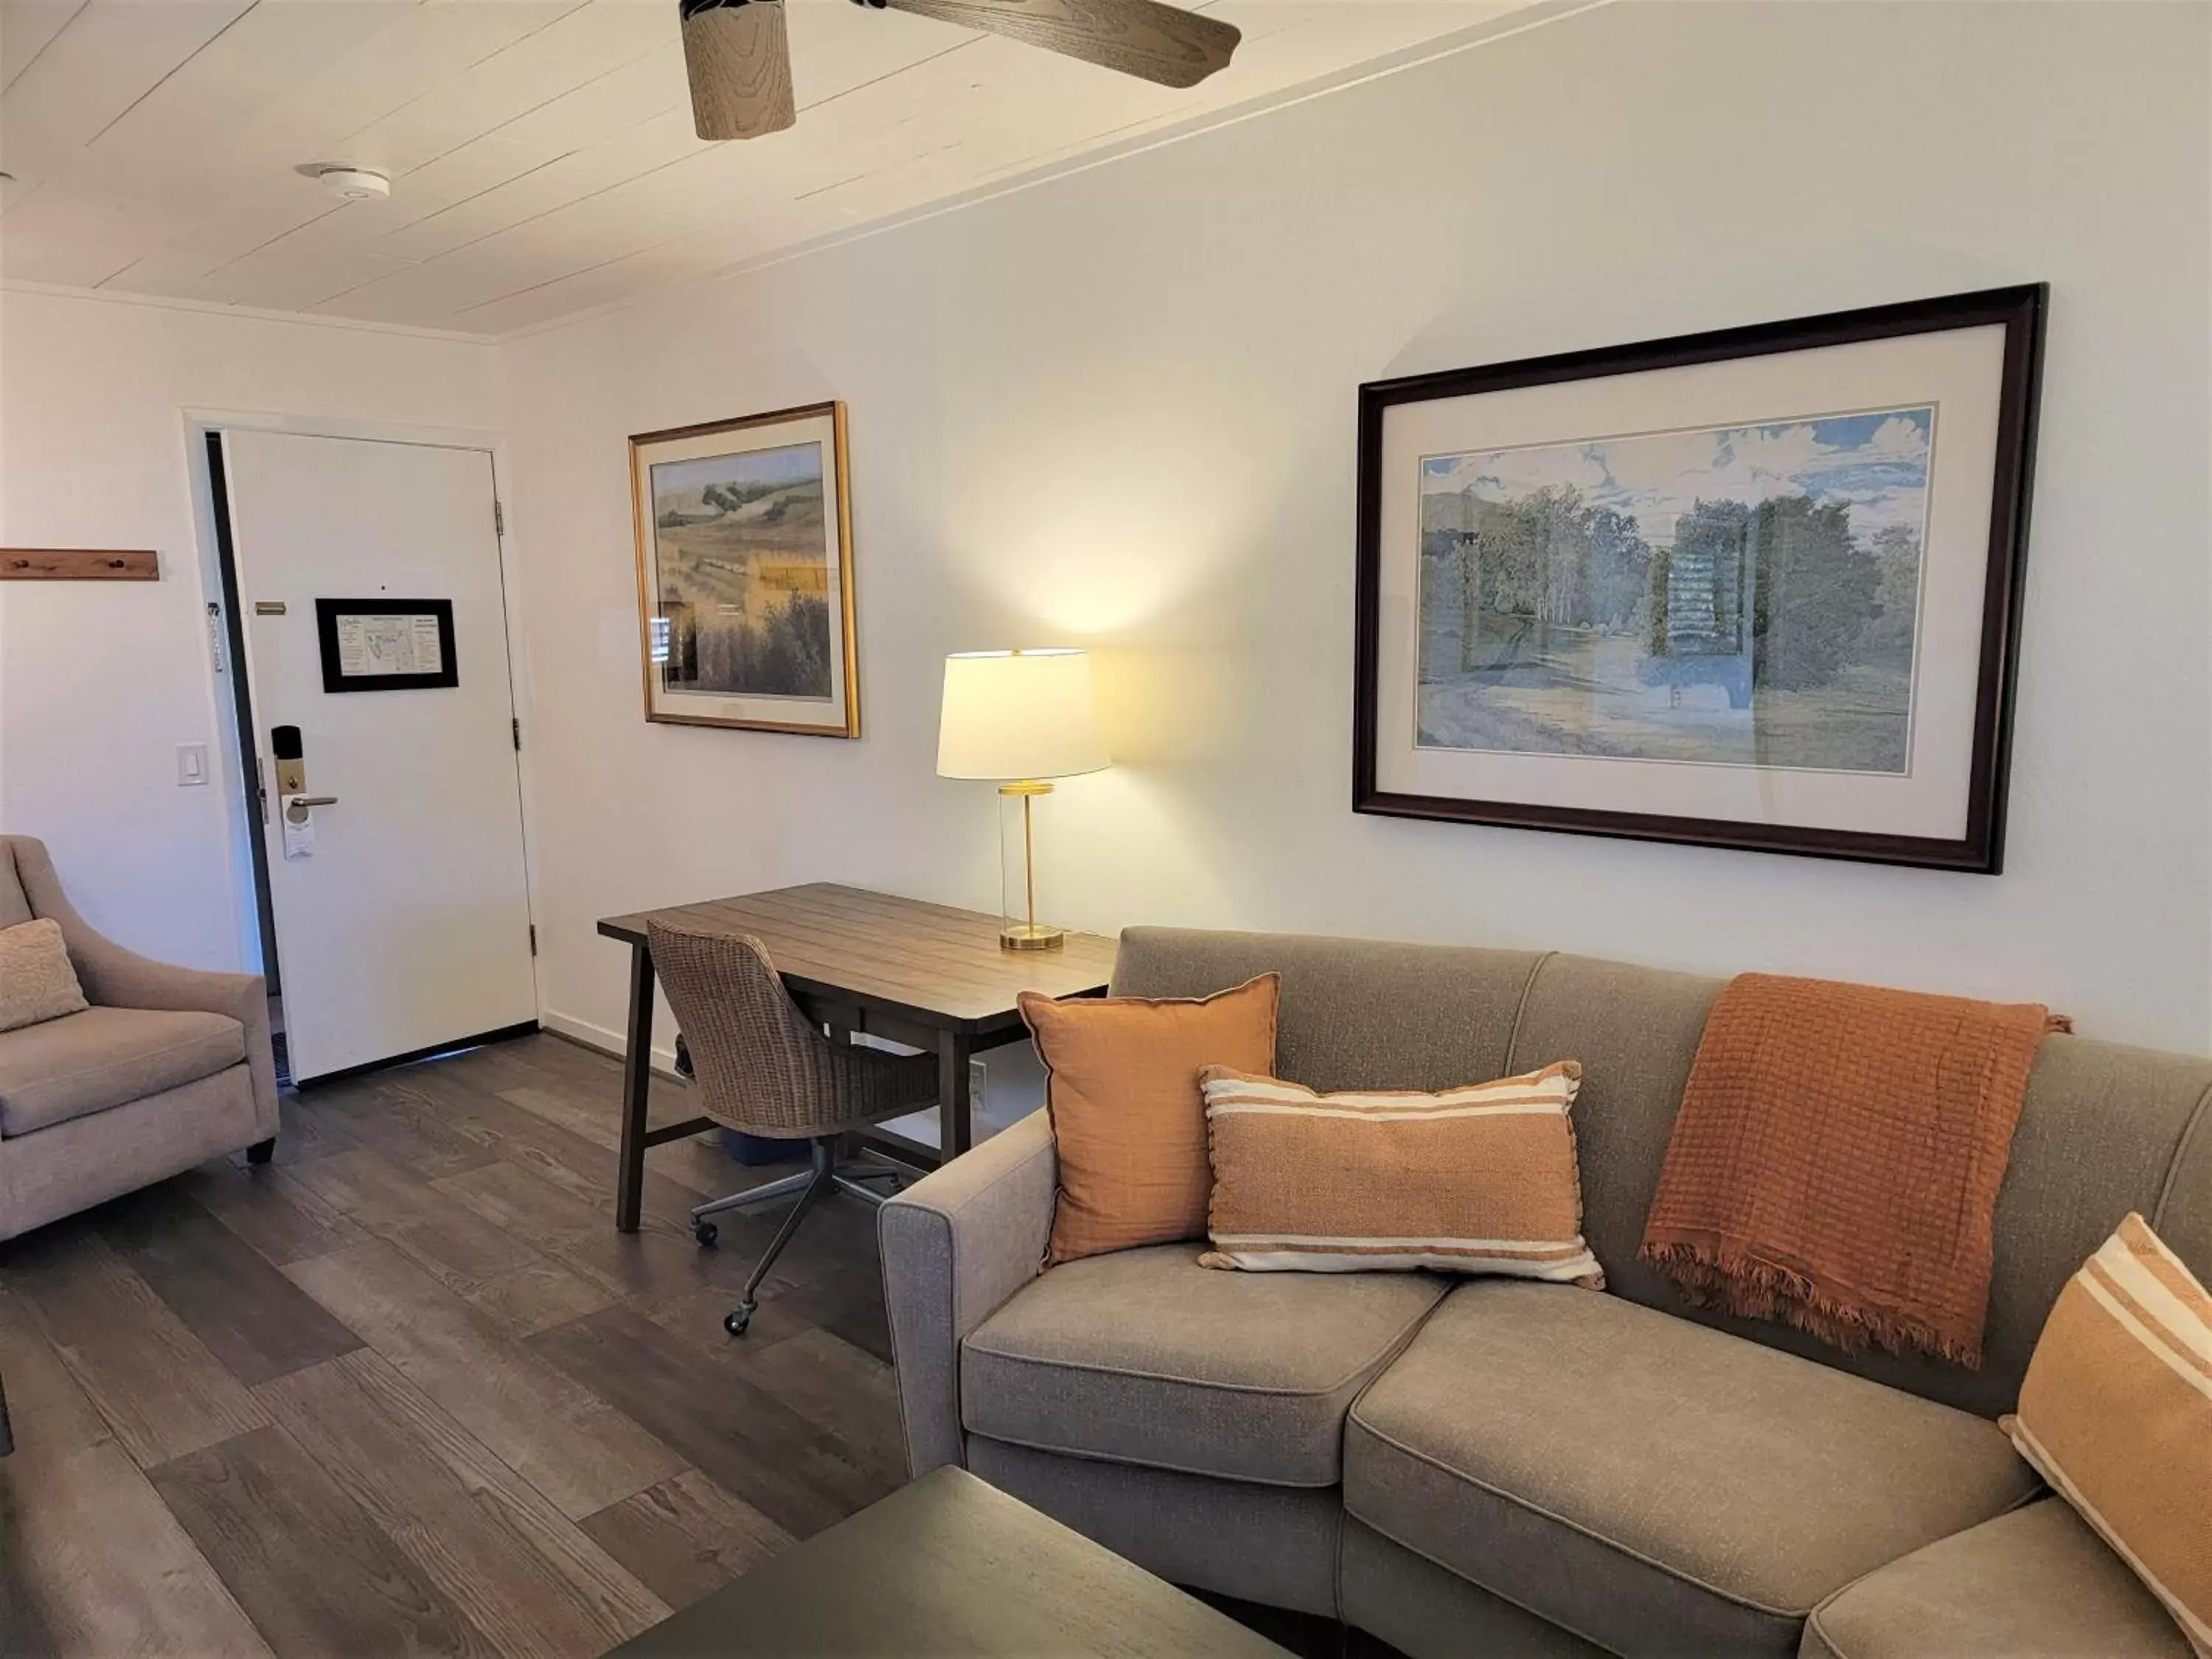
[
  {"left": 878, "top": 1107, "right": 1057, "bottom": 1477},
  {"left": 13, "top": 837, "right": 279, "bottom": 1141}
]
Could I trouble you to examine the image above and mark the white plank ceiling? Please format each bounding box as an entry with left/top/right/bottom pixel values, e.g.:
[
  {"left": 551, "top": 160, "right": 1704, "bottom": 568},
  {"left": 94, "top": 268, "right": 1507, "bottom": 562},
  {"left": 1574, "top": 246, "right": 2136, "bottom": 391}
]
[{"left": 0, "top": 0, "right": 1521, "bottom": 336}]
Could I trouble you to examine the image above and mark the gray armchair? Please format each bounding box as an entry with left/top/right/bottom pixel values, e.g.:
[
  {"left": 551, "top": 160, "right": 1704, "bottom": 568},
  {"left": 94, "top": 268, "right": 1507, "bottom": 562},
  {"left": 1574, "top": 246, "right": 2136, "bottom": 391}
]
[{"left": 0, "top": 835, "right": 279, "bottom": 1242}]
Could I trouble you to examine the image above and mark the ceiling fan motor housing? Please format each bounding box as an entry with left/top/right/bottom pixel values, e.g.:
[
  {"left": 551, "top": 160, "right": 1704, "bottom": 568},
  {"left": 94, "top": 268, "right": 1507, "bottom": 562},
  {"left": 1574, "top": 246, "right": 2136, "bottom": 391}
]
[{"left": 682, "top": 0, "right": 798, "bottom": 141}]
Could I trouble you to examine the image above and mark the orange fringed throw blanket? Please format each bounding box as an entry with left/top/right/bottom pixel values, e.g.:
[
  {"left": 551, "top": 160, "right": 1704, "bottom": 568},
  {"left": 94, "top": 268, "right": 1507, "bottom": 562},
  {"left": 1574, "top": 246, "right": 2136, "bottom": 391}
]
[{"left": 1641, "top": 973, "right": 2060, "bottom": 1368}]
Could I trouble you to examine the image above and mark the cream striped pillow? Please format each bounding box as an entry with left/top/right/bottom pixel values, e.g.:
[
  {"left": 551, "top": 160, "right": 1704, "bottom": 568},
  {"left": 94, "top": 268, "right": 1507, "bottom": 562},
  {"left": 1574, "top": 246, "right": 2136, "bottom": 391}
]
[
  {"left": 2000, "top": 1214, "right": 2211, "bottom": 1657},
  {"left": 1197, "top": 1060, "right": 1603, "bottom": 1287}
]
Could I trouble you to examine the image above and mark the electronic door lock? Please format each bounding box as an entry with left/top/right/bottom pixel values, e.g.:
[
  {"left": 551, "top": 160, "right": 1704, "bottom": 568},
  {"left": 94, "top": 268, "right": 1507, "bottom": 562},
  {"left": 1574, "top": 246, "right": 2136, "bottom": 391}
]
[{"left": 270, "top": 723, "right": 307, "bottom": 796}]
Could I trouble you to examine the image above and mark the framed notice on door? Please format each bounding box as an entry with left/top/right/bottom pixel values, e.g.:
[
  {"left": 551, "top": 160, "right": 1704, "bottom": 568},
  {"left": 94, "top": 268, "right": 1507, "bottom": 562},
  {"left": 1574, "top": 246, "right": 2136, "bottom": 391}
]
[{"left": 315, "top": 598, "right": 459, "bottom": 692}]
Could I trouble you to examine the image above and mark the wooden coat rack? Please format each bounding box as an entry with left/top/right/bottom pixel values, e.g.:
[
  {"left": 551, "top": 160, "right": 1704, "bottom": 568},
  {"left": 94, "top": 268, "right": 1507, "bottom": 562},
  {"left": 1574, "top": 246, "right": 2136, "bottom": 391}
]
[{"left": 1, "top": 549, "right": 159, "bottom": 581}]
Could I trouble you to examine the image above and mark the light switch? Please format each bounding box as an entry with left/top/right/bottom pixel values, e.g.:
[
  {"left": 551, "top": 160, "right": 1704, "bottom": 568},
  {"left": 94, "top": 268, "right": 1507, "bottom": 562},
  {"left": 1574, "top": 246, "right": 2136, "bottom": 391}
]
[{"left": 176, "top": 743, "right": 209, "bottom": 787}]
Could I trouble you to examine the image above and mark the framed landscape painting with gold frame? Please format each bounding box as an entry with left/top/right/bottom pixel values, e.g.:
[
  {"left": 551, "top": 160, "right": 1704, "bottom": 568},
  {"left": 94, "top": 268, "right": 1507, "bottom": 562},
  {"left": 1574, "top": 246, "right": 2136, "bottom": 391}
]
[{"left": 630, "top": 401, "right": 859, "bottom": 737}]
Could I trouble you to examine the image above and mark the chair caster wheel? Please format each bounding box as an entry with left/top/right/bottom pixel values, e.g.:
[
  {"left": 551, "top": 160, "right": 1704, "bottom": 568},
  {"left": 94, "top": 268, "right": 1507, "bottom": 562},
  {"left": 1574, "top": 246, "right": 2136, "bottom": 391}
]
[
  {"left": 693, "top": 1221, "right": 718, "bottom": 1247},
  {"left": 724, "top": 1304, "right": 754, "bottom": 1337}
]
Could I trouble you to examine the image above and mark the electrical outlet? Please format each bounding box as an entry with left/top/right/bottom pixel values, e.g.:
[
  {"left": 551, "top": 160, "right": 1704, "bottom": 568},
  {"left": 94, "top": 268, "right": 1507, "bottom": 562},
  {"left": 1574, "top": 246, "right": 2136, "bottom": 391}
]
[
  {"left": 970, "top": 1057, "right": 989, "bottom": 1121},
  {"left": 176, "top": 743, "right": 209, "bottom": 787}
]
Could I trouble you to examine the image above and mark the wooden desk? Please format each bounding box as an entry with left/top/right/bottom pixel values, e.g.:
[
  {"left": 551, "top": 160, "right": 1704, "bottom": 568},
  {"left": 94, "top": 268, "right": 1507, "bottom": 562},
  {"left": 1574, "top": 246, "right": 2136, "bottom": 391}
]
[{"left": 596, "top": 883, "right": 1117, "bottom": 1233}]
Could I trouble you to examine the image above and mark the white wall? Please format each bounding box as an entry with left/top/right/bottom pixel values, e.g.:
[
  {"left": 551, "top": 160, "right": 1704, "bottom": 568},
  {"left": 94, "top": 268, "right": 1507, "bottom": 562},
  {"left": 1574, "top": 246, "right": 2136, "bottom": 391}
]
[
  {"left": 504, "top": 0, "right": 2211, "bottom": 1059},
  {"left": 0, "top": 290, "right": 500, "bottom": 968},
  {"left": 9, "top": 4, "right": 2202, "bottom": 1062}
]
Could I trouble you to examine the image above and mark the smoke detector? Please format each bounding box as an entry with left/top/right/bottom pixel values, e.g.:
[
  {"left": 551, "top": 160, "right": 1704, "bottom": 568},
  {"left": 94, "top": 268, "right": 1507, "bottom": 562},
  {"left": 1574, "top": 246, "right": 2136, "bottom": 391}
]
[{"left": 316, "top": 167, "right": 389, "bottom": 201}]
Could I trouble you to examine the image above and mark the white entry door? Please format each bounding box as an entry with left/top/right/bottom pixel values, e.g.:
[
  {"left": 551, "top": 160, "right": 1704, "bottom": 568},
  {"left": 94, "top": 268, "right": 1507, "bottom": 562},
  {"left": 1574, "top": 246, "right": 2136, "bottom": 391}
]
[{"left": 220, "top": 430, "right": 537, "bottom": 1083}]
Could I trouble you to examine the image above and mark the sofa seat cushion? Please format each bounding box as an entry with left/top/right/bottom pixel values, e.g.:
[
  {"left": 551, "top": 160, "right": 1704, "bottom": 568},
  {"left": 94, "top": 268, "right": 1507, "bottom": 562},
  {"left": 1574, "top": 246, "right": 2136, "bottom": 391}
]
[
  {"left": 0, "top": 1006, "right": 247, "bottom": 1136},
  {"left": 1802, "top": 1499, "right": 2196, "bottom": 1659},
  {"left": 1344, "top": 1281, "right": 2040, "bottom": 1659},
  {"left": 961, "top": 1243, "right": 1447, "bottom": 1486}
]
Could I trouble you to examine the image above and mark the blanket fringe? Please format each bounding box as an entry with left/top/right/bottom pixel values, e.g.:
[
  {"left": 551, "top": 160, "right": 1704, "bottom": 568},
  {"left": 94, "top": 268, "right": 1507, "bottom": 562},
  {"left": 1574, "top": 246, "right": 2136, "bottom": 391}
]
[{"left": 1639, "top": 1242, "right": 1985, "bottom": 1369}]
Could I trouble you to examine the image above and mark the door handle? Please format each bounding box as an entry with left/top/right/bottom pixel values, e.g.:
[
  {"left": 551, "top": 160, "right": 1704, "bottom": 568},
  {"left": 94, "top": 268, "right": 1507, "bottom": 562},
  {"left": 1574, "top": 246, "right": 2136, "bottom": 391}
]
[{"left": 283, "top": 794, "right": 338, "bottom": 829}]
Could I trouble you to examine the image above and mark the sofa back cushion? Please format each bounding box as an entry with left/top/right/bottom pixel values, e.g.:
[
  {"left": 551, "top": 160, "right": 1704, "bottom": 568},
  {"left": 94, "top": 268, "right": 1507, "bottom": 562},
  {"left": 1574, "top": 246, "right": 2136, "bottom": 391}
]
[
  {"left": 2159, "top": 1102, "right": 2212, "bottom": 1281},
  {"left": 1113, "top": 928, "right": 1544, "bottom": 1094},
  {"left": 0, "top": 841, "right": 31, "bottom": 930},
  {"left": 1113, "top": 929, "right": 2212, "bottom": 1419}
]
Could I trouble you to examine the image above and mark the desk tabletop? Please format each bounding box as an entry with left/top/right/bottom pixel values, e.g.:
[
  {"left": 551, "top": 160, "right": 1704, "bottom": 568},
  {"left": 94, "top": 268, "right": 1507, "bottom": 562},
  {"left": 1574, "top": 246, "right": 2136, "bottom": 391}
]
[{"left": 597, "top": 883, "right": 1119, "bottom": 1033}]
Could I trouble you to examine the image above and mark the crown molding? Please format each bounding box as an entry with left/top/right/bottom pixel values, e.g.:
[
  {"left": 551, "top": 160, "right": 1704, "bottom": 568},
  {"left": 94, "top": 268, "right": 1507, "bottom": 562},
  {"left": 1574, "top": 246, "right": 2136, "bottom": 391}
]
[{"left": 0, "top": 278, "right": 499, "bottom": 347}]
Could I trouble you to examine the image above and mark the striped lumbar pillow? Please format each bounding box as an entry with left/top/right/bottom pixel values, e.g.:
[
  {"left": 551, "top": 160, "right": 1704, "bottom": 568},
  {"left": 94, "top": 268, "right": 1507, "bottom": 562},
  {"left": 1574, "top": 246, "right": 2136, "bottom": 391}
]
[
  {"left": 1196, "top": 1060, "right": 1603, "bottom": 1287},
  {"left": 2000, "top": 1214, "right": 2211, "bottom": 1657}
]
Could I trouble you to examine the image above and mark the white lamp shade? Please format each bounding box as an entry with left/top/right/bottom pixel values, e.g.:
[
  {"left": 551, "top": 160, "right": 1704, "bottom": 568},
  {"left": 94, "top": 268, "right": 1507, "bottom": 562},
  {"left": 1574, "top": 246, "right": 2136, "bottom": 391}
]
[{"left": 937, "top": 649, "right": 1110, "bottom": 781}]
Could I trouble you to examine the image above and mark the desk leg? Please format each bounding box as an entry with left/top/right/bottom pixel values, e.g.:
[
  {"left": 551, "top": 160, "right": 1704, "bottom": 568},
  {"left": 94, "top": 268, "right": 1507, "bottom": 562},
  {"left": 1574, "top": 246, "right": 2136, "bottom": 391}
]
[
  {"left": 936, "top": 1030, "right": 973, "bottom": 1160},
  {"left": 616, "top": 942, "right": 656, "bottom": 1233}
]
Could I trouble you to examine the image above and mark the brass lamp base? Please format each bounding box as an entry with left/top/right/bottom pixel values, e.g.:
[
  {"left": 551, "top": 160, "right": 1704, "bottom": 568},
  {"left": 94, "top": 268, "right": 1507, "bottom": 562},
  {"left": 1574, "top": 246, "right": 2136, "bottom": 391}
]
[
  {"left": 996, "top": 779, "right": 1064, "bottom": 951},
  {"left": 1000, "top": 922, "right": 1065, "bottom": 952}
]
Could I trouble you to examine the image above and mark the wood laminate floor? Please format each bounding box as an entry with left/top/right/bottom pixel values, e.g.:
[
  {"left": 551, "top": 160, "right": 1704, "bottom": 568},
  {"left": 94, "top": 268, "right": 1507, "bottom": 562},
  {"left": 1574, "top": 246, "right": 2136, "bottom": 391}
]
[{"left": 0, "top": 1032, "right": 906, "bottom": 1658}]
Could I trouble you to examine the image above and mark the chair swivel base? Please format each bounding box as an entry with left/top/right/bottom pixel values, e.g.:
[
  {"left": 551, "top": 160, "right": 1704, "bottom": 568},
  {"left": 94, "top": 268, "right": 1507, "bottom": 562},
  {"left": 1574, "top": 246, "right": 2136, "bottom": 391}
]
[
  {"left": 690, "top": 1135, "right": 910, "bottom": 1336},
  {"left": 688, "top": 1147, "right": 906, "bottom": 1245}
]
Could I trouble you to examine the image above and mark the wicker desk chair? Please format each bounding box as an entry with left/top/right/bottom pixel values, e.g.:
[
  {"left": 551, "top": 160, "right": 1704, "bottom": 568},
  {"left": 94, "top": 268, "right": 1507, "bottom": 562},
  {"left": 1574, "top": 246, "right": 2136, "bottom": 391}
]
[{"left": 648, "top": 917, "right": 934, "bottom": 1336}]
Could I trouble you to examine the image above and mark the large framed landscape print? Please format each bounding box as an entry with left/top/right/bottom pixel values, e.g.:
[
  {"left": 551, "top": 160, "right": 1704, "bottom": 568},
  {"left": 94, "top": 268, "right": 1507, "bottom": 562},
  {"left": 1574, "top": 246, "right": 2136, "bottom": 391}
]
[
  {"left": 1354, "top": 287, "right": 2045, "bottom": 871},
  {"left": 630, "top": 402, "right": 859, "bottom": 737}
]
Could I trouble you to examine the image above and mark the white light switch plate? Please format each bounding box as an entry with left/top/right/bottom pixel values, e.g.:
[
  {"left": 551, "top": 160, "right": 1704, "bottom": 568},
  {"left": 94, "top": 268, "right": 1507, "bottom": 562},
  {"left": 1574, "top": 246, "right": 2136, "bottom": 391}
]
[{"left": 176, "top": 743, "right": 209, "bottom": 786}]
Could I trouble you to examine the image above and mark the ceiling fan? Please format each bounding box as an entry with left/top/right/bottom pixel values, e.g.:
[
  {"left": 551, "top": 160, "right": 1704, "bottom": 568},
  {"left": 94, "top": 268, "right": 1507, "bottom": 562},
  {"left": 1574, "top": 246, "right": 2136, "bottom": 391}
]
[{"left": 679, "top": 0, "right": 1242, "bottom": 140}]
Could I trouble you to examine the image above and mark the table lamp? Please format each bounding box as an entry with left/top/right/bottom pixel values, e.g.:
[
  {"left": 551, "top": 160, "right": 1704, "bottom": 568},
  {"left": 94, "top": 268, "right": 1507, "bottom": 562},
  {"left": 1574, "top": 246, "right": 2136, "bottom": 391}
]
[{"left": 937, "top": 648, "right": 1110, "bottom": 950}]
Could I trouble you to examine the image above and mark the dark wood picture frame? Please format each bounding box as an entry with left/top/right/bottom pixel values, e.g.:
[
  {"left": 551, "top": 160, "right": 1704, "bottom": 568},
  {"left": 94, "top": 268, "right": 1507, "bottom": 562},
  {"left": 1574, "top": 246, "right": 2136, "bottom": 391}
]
[
  {"left": 314, "top": 598, "right": 459, "bottom": 693},
  {"left": 1354, "top": 285, "right": 2046, "bottom": 872}
]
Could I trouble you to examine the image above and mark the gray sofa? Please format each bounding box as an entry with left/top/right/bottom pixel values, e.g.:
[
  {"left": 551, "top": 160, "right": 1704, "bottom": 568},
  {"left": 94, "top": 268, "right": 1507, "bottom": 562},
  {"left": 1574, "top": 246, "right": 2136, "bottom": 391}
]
[
  {"left": 882, "top": 928, "right": 2212, "bottom": 1659},
  {"left": 0, "top": 835, "right": 279, "bottom": 1242}
]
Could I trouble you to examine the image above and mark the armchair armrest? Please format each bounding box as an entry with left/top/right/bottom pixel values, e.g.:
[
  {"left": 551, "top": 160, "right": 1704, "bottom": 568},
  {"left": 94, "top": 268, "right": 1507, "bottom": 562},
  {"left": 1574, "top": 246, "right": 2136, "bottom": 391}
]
[
  {"left": 74, "top": 934, "right": 264, "bottom": 1026},
  {"left": 879, "top": 1108, "right": 1057, "bottom": 1477},
  {"left": 11, "top": 837, "right": 279, "bottom": 1139}
]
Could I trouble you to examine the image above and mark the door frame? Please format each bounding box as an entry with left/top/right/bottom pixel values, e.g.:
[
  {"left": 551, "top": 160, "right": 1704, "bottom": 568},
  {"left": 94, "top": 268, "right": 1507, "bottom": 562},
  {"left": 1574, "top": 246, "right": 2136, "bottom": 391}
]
[{"left": 181, "top": 407, "right": 545, "bottom": 1043}]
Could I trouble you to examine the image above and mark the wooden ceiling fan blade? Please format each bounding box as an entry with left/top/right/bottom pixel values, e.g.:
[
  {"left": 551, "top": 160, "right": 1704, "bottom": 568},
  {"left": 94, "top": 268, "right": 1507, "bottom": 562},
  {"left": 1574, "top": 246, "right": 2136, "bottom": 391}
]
[
  {"left": 877, "top": 0, "right": 1239, "bottom": 89},
  {"left": 682, "top": 0, "right": 797, "bottom": 140}
]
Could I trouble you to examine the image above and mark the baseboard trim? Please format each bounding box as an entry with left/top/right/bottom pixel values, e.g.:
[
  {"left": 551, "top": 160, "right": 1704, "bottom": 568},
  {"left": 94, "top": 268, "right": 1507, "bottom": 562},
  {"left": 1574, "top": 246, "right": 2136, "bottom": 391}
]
[{"left": 540, "top": 1006, "right": 681, "bottom": 1079}]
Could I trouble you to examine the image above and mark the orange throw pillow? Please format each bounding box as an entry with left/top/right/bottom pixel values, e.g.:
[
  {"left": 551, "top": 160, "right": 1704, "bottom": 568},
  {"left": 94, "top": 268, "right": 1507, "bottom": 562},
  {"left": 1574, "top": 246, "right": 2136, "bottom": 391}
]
[
  {"left": 1197, "top": 1062, "right": 1603, "bottom": 1287},
  {"left": 1018, "top": 974, "right": 1279, "bottom": 1266},
  {"left": 2000, "top": 1214, "right": 2211, "bottom": 1655}
]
